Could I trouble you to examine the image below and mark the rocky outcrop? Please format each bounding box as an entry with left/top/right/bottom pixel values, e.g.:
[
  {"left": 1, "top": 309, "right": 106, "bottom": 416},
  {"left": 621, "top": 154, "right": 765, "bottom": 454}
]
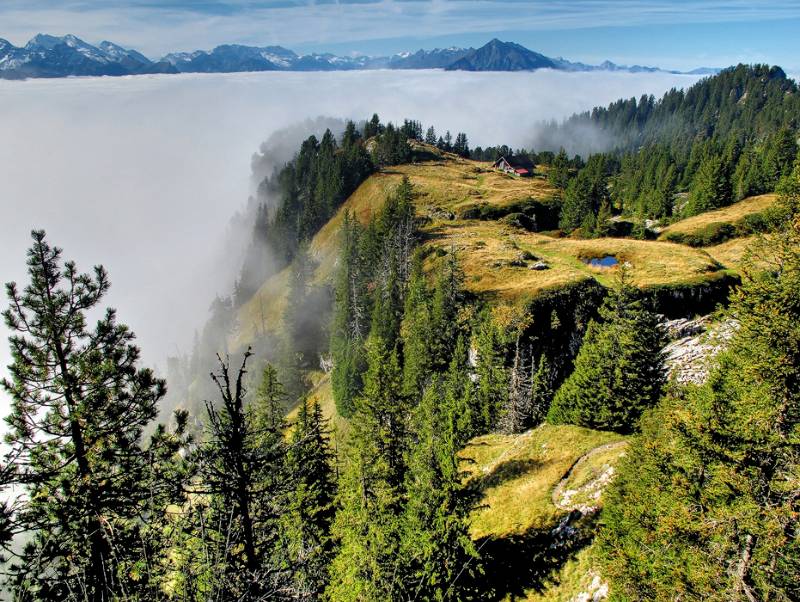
[{"left": 663, "top": 315, "right": 738, "bottom": 385}]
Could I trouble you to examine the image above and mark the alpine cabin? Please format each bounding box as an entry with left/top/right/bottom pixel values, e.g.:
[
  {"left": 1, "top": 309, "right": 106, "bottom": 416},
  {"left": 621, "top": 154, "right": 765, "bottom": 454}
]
[{"left": 492, "top": 155, "right": 533, "bottom": 177}]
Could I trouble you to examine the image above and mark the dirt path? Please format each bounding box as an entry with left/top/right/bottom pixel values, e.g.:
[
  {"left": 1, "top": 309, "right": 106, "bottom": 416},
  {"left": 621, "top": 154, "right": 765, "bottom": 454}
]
[{"left": 551, "top": 440, "right": 628, "bottom": 511}]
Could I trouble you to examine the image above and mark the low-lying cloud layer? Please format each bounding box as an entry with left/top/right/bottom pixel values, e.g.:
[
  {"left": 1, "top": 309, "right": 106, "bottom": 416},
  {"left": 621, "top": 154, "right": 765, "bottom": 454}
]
[{"left": 0, "top": 68, "right": 701, "bottom": 414}]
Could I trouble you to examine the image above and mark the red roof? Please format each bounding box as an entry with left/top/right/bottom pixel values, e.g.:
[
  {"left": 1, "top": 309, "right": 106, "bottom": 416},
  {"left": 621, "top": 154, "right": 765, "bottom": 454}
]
[{"left": 514, "top": 168, "right": 529, "bottom": 174}]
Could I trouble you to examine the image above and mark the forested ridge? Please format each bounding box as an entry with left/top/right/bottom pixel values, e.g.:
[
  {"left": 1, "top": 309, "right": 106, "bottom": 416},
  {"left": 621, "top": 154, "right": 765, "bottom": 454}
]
[{"left": 0, "top": 64, "right": 799, "bottom": 601}]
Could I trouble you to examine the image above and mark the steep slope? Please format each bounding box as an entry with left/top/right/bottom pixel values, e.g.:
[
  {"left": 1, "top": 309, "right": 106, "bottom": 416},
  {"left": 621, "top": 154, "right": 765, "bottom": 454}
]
[
  {"left": 226, "top": 142, "right": 777, "bottom": 599},
  {"left": 234, "top": 146, "right": 748, "bottom": 352},
  {"left": 0, "top": 34, "right": 177, "bottom": 78}
]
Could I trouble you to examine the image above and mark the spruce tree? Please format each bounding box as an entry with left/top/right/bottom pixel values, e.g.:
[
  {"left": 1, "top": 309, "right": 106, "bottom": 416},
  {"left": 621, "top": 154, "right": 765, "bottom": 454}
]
[
  {"left": 687, "top": 151, "right": 732, "bottom": 215},
  {"left": 547, "top": 268, "right": 666, "bottom": 433},
  {"left": 284, "top": 397, "right": 337, "bottom": 599},
  {"left": 429, "top": 251, "right": 467, "bottom": 373},
  {"left": 444, "top": 335, "right": 477, "bottom": 446},
  {"left": 1, "top": 230, "right": 184, "bottom": 600},
  {"left": 425, "top": 126, "right": 437, "bottom": 145},
  {"left": 400, "top": 253, "right": 433, "bottom": 398},
  {"left": 600, "top": 194, "right": 800, "bottom": 600},
  {"left": 472, "top": 311, "right": 508, "bottom": 434},
  {"left": 330, "top": 212, "right": 369, "bottom": 417},
  {"left": 327, "top": 336, "right": 409, "bottom": 601},
  {"left": 548, "top": 148, "right": 570, "bottom": 191},
  {"left": 529, "top": 353, "right": 554, "bottom": 426},
  {"left": 401, "top": 379, "right": 481, "bottom": 601},
  {"left": 194, "top": 354, "right": 290, "bottom": 599}
]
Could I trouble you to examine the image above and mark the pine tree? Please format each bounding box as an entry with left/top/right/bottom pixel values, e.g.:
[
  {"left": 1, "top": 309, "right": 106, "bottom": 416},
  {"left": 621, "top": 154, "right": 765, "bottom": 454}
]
[
  {"left": 559, "top": 155, "right": 608, "bottom": 233},
  {"left": 425, "top": 126, "right": 437, "bottom": 145},
  {"left": 600, "top": 191, "right": 800, "bottom": 600},
  {"left": 547, "top": 268, "right": 666, "bottom": 433},
  {"left": 364, "top": 113, "right": 382, "bottom": 138},
  {"left": 327, "top": 336, "right": 409, "bottom": 601},
  {"left": 687, "top": 151, "right": 732, "bottom": 215},
  {"left": 1, "top": 231, "right": 185, "bottom": 601},
  {"left": 194, "top": 353, "right": 290, "bottom": 599},
  {"left": 330, "top": 212, "right": 369, "bottom": 417},
  {"left": 529, "top": 353, "right": 554, "bottom": 426},
  {"left": 400, "top": 253, "right": 433, "bottom": 398},
  {"left": 548, "top": 148, "right": 571, "bottom": 191},
  {"left": 401, "top": 379, "right": 481, "bottom": 601},
  {"left": 284, "top": 397, "right": 337, "bottom": 599},
  {"left": 472, "top": 311, "right": 508, "bottom": 434},
  {"left": 453, "top": 132, "right": 470, "bottom": 158}
]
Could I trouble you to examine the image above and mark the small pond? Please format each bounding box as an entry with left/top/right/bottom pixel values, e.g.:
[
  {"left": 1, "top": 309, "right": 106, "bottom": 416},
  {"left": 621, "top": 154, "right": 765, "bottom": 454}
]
[{"left": 584, "top": 255, "right": 619, "bottom": 268}]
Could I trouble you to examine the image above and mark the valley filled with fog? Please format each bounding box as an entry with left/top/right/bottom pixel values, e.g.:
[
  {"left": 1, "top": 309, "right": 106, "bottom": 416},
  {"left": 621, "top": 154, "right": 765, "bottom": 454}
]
[{"left": 0, "top": 68, "right": 701, "bottom": 414}]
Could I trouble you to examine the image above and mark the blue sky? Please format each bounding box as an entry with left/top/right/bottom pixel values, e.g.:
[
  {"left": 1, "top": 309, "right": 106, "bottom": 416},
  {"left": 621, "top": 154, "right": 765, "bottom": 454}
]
[{"left": 1, "top": 0, "right": 799, "bottom": 71}]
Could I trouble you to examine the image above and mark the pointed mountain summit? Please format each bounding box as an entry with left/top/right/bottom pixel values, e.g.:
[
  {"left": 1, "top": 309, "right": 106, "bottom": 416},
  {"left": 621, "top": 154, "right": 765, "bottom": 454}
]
[{"left": 445, "top": 39, "right": 558, "bottom": 71}]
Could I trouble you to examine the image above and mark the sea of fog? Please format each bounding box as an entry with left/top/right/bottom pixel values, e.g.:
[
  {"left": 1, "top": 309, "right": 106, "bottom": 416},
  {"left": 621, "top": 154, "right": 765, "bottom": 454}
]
[{"left": 0, "top": 68, "right": 702, "bottom": 415}]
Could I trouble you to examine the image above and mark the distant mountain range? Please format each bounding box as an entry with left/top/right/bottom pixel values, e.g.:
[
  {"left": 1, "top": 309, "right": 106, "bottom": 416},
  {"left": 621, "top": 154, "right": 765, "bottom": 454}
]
[{"left": 0, "top": 36, "right": 720, "bottom": 80}]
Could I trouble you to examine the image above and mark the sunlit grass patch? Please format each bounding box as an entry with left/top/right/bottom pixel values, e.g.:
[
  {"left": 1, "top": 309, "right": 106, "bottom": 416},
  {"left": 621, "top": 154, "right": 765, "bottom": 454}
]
[
  {"left": 659, "top": 193, "right": 777, "bottom": 246},
  {"left": 461, "top": 424, "right": 625, "bottom": 540}
]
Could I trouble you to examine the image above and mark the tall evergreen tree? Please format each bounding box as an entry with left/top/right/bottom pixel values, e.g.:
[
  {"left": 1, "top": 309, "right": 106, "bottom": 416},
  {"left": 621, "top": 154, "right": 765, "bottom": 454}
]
[
  {"left": 428, "top": 251, "right": 467, "bottom": 372},
  {"left": 686, "top": 151, "right": 732, "bottom": 215},
  {"left": 1, "top": 231, "right": 185, "bottom": 601},
  {"left": 327, "top": 337, "right": 409, "bottom": 601},
  {"left": 547, "top": 268, "right": 666, "bottom": 433},
  {"left": 471, "top": 311, "right": 509, "bottom": 434},
  {"left": 283, "top": 397, "right": 337, "bottom": 599},
  {"left": 559, "top": 154, "right": 609, "bottom": 233},
  {"left": 330, "top": 212, "right": 369, "bottom": 417},
  {"left": 548, "top": 148, "right": 571, "bottom": 192},
  {"left": 529, "top": 353, "right": 554, "bottom": 426},
  {"left": 425, "top": 126, "right": 437, "bottom": 145},
  {"left": 401, "top": 379, "right": 481, "bottom": 601},
  {"left": 600, "top": 192, "right": 800, "bottom": 600},
  {"left": 194, "top": 354, "right": 290, "bottom": 599},
  {"left": 400, "top": 253, "right": 433, "bottom": 399}
]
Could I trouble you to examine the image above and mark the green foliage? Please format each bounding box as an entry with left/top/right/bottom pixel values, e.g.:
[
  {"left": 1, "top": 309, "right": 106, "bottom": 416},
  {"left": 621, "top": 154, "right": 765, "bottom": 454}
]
[
  {"left": 237, "top": 123, "right": 375, "bottom": 305},
  {"left": 193, "top": 354, "right": 290, "bottom": 599},
  {"left": 326, "top": 336, "right": 409, "bottom": 601},
  {"left": 686, "top": 151, "right": 732, "bottom": 215},
  {"left": 600, "top": 188, "right": 800, "bottom": 600},
  {"left": 546, "top": 66, "right": 798, "bottom": 221},
  {"left": 547, "top": 268, "right": 666, "bottom": 433},
  {"left": 330, "top": 212, "right": 370, "bottom": 418},
  {"left": 330, "top": 179, "right": 415, "bottom": 416},
  {"left": 401, "top": 379, "right": 482, "bottom": 601},
  {"left": 400, "top": 253, "right": 433, "bottom": 398},
  {"left": 1, "top": 230, "right": 188, "bottom": 601},
  {"left": 372, "top": 122, "right": 412, "bottom": 166},
  {"left": 559, "top": 154, "right": 610, "bottom": 233},
  {"left": 283, "top": 397, "right": 337, "bottom": 599},
  {"left": 529, "top": 353, "right": 555, "bottom": 426},
  {"left": 548, "top": 148, "right": 571, "bottom": 192},
  {"left": 471, "top": 310, "right": 509, "bottom": 434}
]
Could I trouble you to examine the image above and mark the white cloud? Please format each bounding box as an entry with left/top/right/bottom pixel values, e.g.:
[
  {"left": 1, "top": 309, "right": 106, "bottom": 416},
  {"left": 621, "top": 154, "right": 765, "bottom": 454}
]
[{"left": 0, "top": 69, "right": 700, "bottom": 417}]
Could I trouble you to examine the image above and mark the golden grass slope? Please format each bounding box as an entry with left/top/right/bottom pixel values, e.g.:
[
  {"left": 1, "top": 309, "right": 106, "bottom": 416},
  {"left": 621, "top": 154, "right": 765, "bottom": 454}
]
[
  {"left": 462, "top": 425, "right": 628, "bottom": 601},
  {"left": 659, "top": 193, "right": 777, "bottom": 239},
  {"left": 462, "top": 424, "right": 626, "bottom": 540},
  {"left": 422, "top": 220, "right": 727, "bottom": 309},
  {"left": 233, "top": 152, "right": 745, "bottom": 349}
]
